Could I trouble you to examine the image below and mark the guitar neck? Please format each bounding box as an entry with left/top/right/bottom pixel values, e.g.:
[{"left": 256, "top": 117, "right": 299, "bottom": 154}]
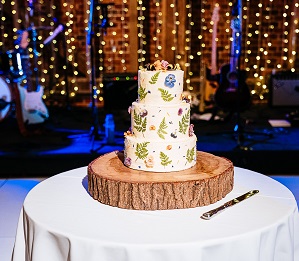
[
  {"left": 230, "top": 28, "right": 241, "bottom": 72},
  {"left": 230, "top": 55, "right": 238, "bottom": 73}
]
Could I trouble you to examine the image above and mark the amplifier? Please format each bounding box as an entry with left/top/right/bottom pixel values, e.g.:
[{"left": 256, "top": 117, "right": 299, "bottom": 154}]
[
  {"left": 103, "top": 73, "right": 138, "bottom": 110},
  {"left": 270, "top": 74, "right": 299, "bottom": 107}
]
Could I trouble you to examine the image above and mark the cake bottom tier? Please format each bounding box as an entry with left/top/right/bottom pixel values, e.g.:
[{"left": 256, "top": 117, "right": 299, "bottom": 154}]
[
  {"left": 88, "top": 151, "right": 234, "bottom": 210},
  {"left": 124, "top": 135, "right": 197, "bottom": 172}
]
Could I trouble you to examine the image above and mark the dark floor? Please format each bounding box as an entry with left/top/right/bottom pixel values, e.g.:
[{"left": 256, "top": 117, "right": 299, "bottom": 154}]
[{"left": 0, "top": 102, "right": 299, "bottom": 177}]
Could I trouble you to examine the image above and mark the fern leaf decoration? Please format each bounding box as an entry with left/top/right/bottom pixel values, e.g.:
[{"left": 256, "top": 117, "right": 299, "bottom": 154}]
[
  {"left": 138, "top": 86, "right": 147, "bottom": 101},
  {"left": 158, "top": 88, "right": 174, "bottom": 102},
  {"left": 186, "top": 146, "right": 196, "bottom": 163},
  {"left": 133, "top": 110, "right": 141, "bottom": 125},
  {"left": 135, "top": 142, "right": 149, "bottom": 160},
  {"left": 149, "top": 72, "right": 160, "bottom": 84},
  {"left": 157, "top": 117, "right": 168, "bottom": 139},
  {"left": 133, "top": 110, "right": 147, "bottom": 132},
  {"left": 160, "top": 151, "right": 172, "bottom": 166},
  {"left": 179, "top": 109, "right": 190, "bottom": 134}
]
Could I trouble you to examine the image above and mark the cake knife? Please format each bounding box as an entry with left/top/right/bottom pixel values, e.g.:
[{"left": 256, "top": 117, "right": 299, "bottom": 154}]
[{"left": 201, "top": 190, "right": 259, "bottom": 220}]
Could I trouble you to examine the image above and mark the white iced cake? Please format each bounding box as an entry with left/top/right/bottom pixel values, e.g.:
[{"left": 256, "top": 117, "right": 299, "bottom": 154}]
[{"left": 124, "top": 60, "right": 197, "bottom": 172}]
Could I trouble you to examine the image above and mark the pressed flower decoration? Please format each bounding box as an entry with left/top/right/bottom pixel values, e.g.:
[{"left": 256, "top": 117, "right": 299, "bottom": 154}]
[
  {"left": 166, "top": 145, "right": 172, "bottom": 150},
  {"left": 144, "top": 60, "right": 180, "bottom": 71},
  {"left": 124, "top": 157, "right": 132, "bottom": 167},
  {"left": 189, "top": 124, "right": 194, "bottom": 137},
  {"left": 144, "top": 155, "right": 154, "bottom": 168},
  {"left": 124, "top": 128, "right": 133, "bottom": 137},
  {"left": 178, "top": 108, "right": 183, "bottom": 116},
  {"left": 164, "top": 74, "right": 176, "bottom": 88},
  {"left": 139, "top": 109, "right": 148, "bottom": 117}
]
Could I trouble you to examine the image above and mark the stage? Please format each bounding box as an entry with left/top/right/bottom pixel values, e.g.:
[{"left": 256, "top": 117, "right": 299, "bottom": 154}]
[{"left": 0, "top": 103, "right": 298, "bottom": 178}]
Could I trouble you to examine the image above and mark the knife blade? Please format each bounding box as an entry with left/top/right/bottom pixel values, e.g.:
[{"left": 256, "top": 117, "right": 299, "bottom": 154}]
[{"left": 201, "top": 190, "right": 259, "bottom": 220}]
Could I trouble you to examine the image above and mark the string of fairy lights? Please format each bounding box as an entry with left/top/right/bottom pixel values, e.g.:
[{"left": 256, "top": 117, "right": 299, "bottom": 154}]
[
  {"left": 121, "top": 0, "right": 128, "bottom": 71},
  {"left": 153, "top": 0, "right": 162, "bottom": 59},
  {"left": 0, "top": 0, "right": 79, "bottom": 103},
  {"left": 197, "top": 1, "right": 299, "bottom": 101},
  {"left": 137, "top": 0, "right": 146, "bottom": 66},
  {"left": 185, "top": 1, "right": 193, "bottom": 91},
  {"left": 0, "top": 1, "right": 299, "bottom": 104}
]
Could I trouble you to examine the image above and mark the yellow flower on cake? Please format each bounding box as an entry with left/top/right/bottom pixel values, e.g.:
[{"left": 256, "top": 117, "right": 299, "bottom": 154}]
[
  {"left": 153, "top": 60, "right": 162, "bottom": 70},
  {"left": 144, "top": 155, "right": 154, "bottom": 168},
  {"left": 166, "top": 145, "right": 172, "bottom": 150}
]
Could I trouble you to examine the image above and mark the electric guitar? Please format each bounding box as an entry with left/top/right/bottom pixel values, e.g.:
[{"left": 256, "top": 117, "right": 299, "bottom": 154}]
[
  {"left": 205, "top": 5, "right": 220, "bottom": 104},
  {"left": 17, "top": 27, "right": 49, "bottom": 125},
  {"left": 214, "top": 3, "right": 251, "bottom": 112}
]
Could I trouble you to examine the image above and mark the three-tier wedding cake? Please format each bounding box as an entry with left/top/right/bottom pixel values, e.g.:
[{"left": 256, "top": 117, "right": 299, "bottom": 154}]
[{"left": 124, "top": 60, "right": 197, "bottom": 172}]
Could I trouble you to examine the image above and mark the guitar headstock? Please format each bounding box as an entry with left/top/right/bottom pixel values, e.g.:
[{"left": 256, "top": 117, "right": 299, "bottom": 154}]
[
  {"left": 212, "top": 5, "right": 220, "bottom": 24},
  {"left": 16, "top": 30, "right": 29, "bottom": 49},
  {"left": 231, "top": 17, "right": 241, "bottom": 33}
]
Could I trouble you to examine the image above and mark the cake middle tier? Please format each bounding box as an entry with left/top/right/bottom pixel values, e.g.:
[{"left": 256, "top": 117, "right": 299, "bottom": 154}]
[
  {"left": 130, "top": 101, "right": 193, "bottom": 140},
  {"left": 124, "top": 135, "right": 197, "bottom": 172}
]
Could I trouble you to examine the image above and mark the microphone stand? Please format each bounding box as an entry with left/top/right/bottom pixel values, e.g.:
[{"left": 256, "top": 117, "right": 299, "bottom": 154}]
[
  {"left": 87, "top": 1, "right": 112, "bottom": 152},
  {"left": 59, "top": 25, "right": 70, "bottom": 110},
  {"left": 233, "top": 0, "right": 244, "bottom": 147},
  {"left": 233, "top": 0, "right": 273, "bottom": 150},
  {"left": 86, "top": 0, "right": 103, "bottom": 152}
]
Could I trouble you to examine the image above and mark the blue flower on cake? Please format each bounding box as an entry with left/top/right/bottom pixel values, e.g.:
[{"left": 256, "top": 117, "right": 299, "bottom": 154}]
[
  {"left": 164, "top": 74, "right": 176, "bottom": 88},
  {"left": 170, "top": 131, "right": 177, "bottom": 138}
]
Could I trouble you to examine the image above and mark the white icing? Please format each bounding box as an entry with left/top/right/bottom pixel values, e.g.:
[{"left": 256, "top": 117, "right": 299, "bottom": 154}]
[{"left": 124, "top": 135, "right": 197, "bottom": 172}]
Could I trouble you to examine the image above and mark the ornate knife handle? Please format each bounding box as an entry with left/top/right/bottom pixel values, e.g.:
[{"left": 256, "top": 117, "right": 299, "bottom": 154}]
[{"left": 201, "top": 190, "right": 259, "bottom": 220}]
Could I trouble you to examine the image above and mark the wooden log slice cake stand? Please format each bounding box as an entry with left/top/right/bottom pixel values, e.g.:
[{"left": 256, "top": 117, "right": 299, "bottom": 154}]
[{"left": 88, "top": 151, "right": 234, "bottom": 210}]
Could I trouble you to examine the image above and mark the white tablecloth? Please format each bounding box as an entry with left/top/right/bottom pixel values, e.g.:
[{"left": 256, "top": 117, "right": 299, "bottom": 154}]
[{"left": 12, "top": 167, "right": 299, "bottom": 261}]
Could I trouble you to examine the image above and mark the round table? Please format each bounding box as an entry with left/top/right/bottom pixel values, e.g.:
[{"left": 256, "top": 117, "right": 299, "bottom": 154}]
[{"left": 12, "top": 167, "right": 299, "bottom": 261}]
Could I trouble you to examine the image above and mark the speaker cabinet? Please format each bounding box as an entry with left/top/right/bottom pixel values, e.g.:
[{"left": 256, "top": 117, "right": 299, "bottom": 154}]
[
  {"left": 270, "top": 73, "right": 299, "bottom": 107},
  {"left": 103, "top": 73, "right": 138, "bottom": 110}
]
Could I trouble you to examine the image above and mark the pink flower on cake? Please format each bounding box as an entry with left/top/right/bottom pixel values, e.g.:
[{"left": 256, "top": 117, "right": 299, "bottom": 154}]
[
  {"left": 178, "top": 108, "right": 183, "bottom": 116},
  {"left": 139, "top": 109, "right": 148, "bottom": 117},
  {"left": 189, "top": 124, "right": 194, "bottom": 137},
  {"left": 144, "top": 155, "right": 154, "bottom": 168},
  {"left": 161, "top": 60, "right": 169, "bottom": 70},
  {"left": 124, "top": 157, "right": 132, "bottom": 167}
]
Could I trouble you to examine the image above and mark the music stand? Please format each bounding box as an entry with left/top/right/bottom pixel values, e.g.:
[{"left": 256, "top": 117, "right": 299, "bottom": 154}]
[{"left": 86, "top": 1, "right": 120, "bottom": 153}]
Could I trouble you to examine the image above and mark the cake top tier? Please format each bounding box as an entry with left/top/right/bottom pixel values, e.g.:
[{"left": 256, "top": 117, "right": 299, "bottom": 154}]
[{"left": 138, "top": 60, "right": 184, "bottom": 105}]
